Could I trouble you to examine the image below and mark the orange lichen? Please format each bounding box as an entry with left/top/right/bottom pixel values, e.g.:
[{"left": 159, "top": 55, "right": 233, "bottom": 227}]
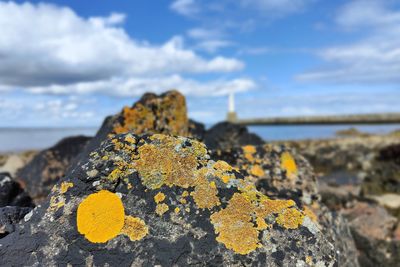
[
  {"left": 77, "top": 190, "right": 125, "bottom": 243},
  {"left": 256, "top": 217, "right": 268, "bottom": 230},
  {"left": 242, "top": 145, "right": 257, "bottom": 162},
  {"left": 112, "top": 91, "right": 189, "bottom": 136},
  {"left": 120, "top": 216, "right": 149, "bottom": 241},
  {"left": 155, "top": 203, "right": 169, "bottom": 216},
  {"left": 259, "top": 199, "right": 296, "bottom": 215},
  {"left": 191, "top": 180, "right": 220, "bottom": 209},
  {"left": 210, "top": 193, "right": 261, "bottom": 255},
  {"left": 281, "top": 152, "right": 298, "bottom": 178},
  {"left": 133, "top": 135, "right": 207, "bottom": 189},
  {"left": 60, "top": 182, "right": 73, "bottom": 194},
  {"left": 250, "top": 165, "right": 265, "bottom": 177},
  {"left": 212, "top": 160, "right": 235, "bottom": 183},
  {"left": 154, "top": 192, "right": 166, "bottom": 203},
  {"left": 276, "top": 208, "right": 304, "bottom": 229}
]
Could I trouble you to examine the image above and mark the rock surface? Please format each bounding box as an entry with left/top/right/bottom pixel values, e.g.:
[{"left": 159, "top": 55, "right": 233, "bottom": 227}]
[
  {"left": 16, "top": 135, "right": 91, "bottom": 203},
  {"left": 0, "top": 134, "right": 337, "bottom": 266},
  {"left": 0, "top": 173, "right": 33, "bottom": 208},
  {"left": 0, "top": 206, "right": 32, "bottom": 238}
]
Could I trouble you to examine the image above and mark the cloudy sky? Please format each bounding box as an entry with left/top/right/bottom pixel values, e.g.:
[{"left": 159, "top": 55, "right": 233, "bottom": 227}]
[{"left": 1, "top": 0, "right": 400, "bottom": 127}]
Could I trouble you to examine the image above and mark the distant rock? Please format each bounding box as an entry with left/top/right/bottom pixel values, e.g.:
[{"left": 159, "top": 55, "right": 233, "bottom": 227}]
[
  {"left": 0, "top": 173, "right": 33, "bottom": 208},
  {"left": 342, "top": 201, "right": 400, "bottom": 267},
  {"left": 204, "top": 122, "right": 264, "bottom": 151},
  {"left": 16, "top": 136, "right": 91, "bottom": 203},
  {"left": 362, "top": 143, "right": 400, "bottom": 195},
  {"left": 0, "top": 151, "right": 36, "bottom": 177},
  {"left": 188, "top": 119, "right": 206, "bottom": 141},
  {"left": 0, "top": 134, "right": 337, "bottom": 266},
  {"left": 72, "top": 91, "right": 192, "bottom": 166},
  {"left": 335, "top": 127, "right": 370, "bottom": 137}
]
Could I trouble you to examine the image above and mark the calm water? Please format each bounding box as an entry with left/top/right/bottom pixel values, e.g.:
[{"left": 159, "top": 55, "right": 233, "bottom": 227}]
[
  {"left": 248, "top": 124, "right": 400, "bottom": 141},
  {"left": 1, "top": 124, "right": 399, "bottom": 152},
  {"left": 0, "top": 128, "right": 98, "bottom": 152}
]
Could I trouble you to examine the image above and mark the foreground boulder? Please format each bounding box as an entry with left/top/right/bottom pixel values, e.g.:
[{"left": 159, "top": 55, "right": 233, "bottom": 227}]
[
  {"left": 0, "top": 134, "right": 336, "bottom": 266},
  {"left": 16, "top": 135, "right": 91, "bottom": 203}
]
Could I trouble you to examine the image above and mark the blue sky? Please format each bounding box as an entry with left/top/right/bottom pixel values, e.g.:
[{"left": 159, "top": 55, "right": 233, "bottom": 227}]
[{"left": 0, "top": 0, "right": 399, "bottom": 127}]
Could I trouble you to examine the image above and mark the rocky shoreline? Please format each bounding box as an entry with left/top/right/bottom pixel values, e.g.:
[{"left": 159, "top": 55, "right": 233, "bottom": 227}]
[{"left": 0, "top": 91, "right": 399, "bottom": 266}]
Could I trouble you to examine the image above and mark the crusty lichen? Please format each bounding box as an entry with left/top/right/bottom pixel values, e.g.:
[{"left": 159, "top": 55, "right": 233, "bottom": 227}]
[
  {"left": 191, "top": 178, "right": 220, "bottom": 209},
  {"left": 250, "top": 164, "right": 264, "bottom": 177},
  {"left": 112, "top": 91, "right": 189, "bottom": 136},
  {"left": 77, "top": 190, "right": 125, "bottom": 243},
  {"left": 210, "top": 193, "right": 261, "bottom": 255},
  {"left": 154, "top": 192, "right": 166, "bottom": 203},
  {"left": 60, "top": 182, "right": 73, "bottom": 194},
  {"left": 276, "top": 207, "right": 304, "bottom": 229},
  {"left": 120, "top": 216, "right": 149, "bottom": 241},
  {"left": 281, "top": 152, "right": 298, "bottom": 179},
  {"left": 155, "top": 203, "right": 169, "bottom": 216}
]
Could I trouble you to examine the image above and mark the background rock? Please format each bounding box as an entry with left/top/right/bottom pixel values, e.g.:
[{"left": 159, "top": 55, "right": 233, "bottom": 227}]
[
  {"left": 203, "top": 122, "right": 264, "bottom": 151},
  {"left": 0, "top": 172, "right": 33, "bottom": 208},
  {"left": 16, "top": 136, "right": 91, "bottom": 203}
]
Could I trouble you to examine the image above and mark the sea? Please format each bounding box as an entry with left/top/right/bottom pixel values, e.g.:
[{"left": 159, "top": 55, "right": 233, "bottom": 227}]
[{"left": 0, "top": 124, "right": 399, "bottom": 152}]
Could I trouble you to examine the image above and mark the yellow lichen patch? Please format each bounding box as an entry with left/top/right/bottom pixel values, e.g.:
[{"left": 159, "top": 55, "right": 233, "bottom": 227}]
[
  {"left": 154, "top": 192, "right": 166, "bottom": 203},
  {"left": 305, "top": 256, "right": 313, "bottom": 265},
  {"left": 303, "top": 206, "right": 318, "bottom": 222},
  {"left": 133, "top": 135, "right": 207, "bottom": 189},
  {"left": 212, "top": 160, "right": 235, "bottom": 184},
  {"left": 258, "top": 199, "right": 296, "bottom": 216},
  {"left": 60, "top": 182, "right": 73, "bottom": 194},
  {"left": 256, "top": 217, "right": 268, "bottom": 230},
  {"left": 48, "top": 196, "right": 65, "bottom": 212},
  {"left": 276, "top": 208, "right": 304, "bottom": 229},
  {"left": 77, "top": 190, "right": 125, "bottom": 243},
  {"left": 210, "top": 193, "right": 261, "bottom": 255},
  {"left": 250, "top": 165, "right": 265, "bottom": 177},
  {"left": 155, "top": 203, "right": 169, "bottom": 216},
  {"left": 108, "top": 168, "right": 124, "bottom": 181},
  {"left": 113, "top": 104, "right": 155, "bottom": 134},
  {"left": 242, "top": 145, "right": 257, "bottom": 162},
  {"left": 174, "top": 207, "right": 180, "bottom": 214},
  {"left": 120, "top": 216, "right": 149, "bottom": 241},
  {"left": 280, "top": 152, "right": 298, "bottom": 179},
  {"left": 191, "top": 180, "right": 220, "bottom": 209},
  {"left": 182, "top": 191, "right": 189, "bottom": 197}
]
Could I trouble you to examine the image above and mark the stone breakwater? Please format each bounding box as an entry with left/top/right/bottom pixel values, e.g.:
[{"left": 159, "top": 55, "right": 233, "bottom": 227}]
[{"left": 0, "top": 90, "right": 369, "bottom": 266}]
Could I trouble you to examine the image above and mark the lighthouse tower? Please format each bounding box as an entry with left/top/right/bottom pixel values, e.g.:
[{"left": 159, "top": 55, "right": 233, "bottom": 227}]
[{"left": 226, "top": 91, "right": 238, "bottom": 122}]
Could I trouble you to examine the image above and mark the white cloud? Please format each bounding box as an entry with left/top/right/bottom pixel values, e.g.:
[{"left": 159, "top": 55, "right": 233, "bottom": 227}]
[
  {"left": 26, "top": 75, "right": 256, "bottom": 97},
  {"left": 297, "top": 0, "right": 400, "bottom": 84},
  {"left": 187, "top": 28, "right": 234, "bottom": 53},
  {"left": 0, "top": 2, "right": 248, "bottom": 96},
  {"left": 170, "top": 0, "right": 199, "bottom": 16}
]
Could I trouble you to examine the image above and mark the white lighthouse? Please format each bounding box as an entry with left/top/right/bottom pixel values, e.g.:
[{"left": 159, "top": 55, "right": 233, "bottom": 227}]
[{"left": 226, "top": 91, "right": 238, "bottom": 122}]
